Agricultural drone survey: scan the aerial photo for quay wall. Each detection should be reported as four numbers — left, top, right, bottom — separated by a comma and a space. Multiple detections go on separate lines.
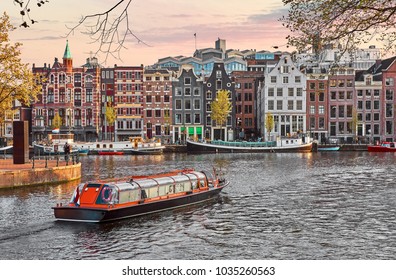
0, 163, 81, 189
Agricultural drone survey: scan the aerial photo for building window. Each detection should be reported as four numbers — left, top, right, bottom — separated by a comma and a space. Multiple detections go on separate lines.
268, 88, 274, 97
296, 100, 302, 110
295, 76, 301, 83
277, 88, 283, 97
283, 76, 289, 84
146, 109, 152, 118
310, 92, 315, 102
277, 100, 283, 110
386, 89, 393, 100
185, 113, 191, 123
175, 114, 182, 124
268, 100, 274, 110
270, 76, 277, 83
318, 105, 324, 114
310, 105, 315, 114
347, 105, 353, 117
385, 77, 394, 86
194, 99, 200, 110
319, 117, 325, 129
185, 99, 191, 110
175, 99, 182, 110
288, 100, 294, 110
296, 88, 303, 96
194, 113, 200, 124
206, 91, 212, 99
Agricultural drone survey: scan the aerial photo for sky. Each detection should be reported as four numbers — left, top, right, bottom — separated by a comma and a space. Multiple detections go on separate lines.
2, 0, 291, 68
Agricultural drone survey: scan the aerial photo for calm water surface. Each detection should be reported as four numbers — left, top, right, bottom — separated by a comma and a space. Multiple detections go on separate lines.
1, 152, 395, 259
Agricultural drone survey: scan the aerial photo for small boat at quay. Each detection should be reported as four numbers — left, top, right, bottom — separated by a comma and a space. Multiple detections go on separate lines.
186, 136, 312, 153
368, 142, 396, 152
317, 146, 340, 152
53, 168, 229, 223
98, 151, 124, 155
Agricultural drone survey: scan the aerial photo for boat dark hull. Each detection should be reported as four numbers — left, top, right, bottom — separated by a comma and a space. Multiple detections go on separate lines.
186, 140, 312, 153
367, 146, 396, 152
53, 184, 227, 223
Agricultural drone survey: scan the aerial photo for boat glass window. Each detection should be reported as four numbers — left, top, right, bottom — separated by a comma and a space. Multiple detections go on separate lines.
147, 187, 159, 198
96, 184, 118, 204
69, 183, 85, 204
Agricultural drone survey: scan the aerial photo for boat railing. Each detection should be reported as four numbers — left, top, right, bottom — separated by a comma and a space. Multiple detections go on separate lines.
211, 140, 277, 147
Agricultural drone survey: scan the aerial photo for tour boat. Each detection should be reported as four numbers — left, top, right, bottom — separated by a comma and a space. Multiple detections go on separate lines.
367, 142, 396, 152
52, 168, 229, 223
186, 136, 312, 153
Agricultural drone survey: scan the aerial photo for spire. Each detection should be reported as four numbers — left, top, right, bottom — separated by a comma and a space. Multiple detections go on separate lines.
63, 40, 72, 59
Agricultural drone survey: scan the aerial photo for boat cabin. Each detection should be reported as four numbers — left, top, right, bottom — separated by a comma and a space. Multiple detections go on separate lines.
69, 170, 214, 208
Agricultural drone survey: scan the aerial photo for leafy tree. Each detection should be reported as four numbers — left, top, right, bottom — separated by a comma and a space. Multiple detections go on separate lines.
105, 105, 117, 141
265, 112, 274, 141
0, 12, 41, 126
211, 89, 232, 140
281, 0, 396, 56
52, 113, 62, 129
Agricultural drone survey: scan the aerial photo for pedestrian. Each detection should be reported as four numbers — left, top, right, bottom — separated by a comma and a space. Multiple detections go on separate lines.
64, 142, 70, 161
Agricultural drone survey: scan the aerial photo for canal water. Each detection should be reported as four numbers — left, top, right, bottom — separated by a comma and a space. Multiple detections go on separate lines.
0, 152, 395, 260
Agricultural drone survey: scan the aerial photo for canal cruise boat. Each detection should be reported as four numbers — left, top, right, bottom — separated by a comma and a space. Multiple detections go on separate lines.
53, 169, 229, 223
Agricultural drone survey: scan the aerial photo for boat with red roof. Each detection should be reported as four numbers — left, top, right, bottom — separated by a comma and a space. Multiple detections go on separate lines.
53, 168, 229, 223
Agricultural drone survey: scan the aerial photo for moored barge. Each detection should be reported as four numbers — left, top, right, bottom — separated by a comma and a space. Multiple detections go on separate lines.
53, 169, 229, 222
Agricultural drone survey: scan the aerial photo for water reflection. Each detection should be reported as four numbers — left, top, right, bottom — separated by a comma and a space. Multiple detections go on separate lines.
1, 152, 396, 259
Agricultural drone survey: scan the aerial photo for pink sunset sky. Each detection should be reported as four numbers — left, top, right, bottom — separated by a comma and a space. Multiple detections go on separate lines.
3, 0, 291, 67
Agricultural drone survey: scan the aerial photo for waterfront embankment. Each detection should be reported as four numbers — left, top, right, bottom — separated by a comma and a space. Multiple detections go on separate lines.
0, 158, 81, 189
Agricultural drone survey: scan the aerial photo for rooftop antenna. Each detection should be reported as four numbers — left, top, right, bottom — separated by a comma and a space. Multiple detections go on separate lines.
194, 33, 197, 50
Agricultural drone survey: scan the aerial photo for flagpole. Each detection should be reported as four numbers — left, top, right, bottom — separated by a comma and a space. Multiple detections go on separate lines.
194, 33, 197, 50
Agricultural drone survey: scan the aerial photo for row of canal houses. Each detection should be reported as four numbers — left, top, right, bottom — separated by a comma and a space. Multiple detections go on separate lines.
28, 39, 396, 145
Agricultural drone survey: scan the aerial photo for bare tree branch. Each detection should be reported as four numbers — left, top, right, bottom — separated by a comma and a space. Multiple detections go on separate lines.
13, 0, 150, 63
65, 0, 150, 63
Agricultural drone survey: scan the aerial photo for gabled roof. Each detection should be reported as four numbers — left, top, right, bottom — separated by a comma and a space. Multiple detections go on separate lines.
367, 56, 396, 75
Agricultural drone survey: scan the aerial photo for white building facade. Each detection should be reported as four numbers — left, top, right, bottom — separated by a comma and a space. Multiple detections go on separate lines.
259, 54, 307, 140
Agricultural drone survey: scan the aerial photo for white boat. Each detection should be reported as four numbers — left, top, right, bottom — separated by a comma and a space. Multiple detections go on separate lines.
34, 134, 165, 155
74, 137, 165, 155
33, 133, 75, 155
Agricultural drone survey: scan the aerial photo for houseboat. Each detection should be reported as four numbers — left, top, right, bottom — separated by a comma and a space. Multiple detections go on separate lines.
53, 168, 229, 223
186, 135, 312, 153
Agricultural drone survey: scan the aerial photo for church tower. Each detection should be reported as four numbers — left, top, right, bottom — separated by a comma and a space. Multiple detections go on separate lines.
63, 40, 73, 73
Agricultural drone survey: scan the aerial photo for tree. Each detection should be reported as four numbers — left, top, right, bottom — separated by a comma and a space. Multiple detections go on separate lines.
211, 89, 232, 140
0, 12, 41, 126
52, 113, 62, 129
265, 112, 274, 142
13, 0, 148, 62
351, 108, 358, 142
281, 0, 396, 56
105, 105, 117, 141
